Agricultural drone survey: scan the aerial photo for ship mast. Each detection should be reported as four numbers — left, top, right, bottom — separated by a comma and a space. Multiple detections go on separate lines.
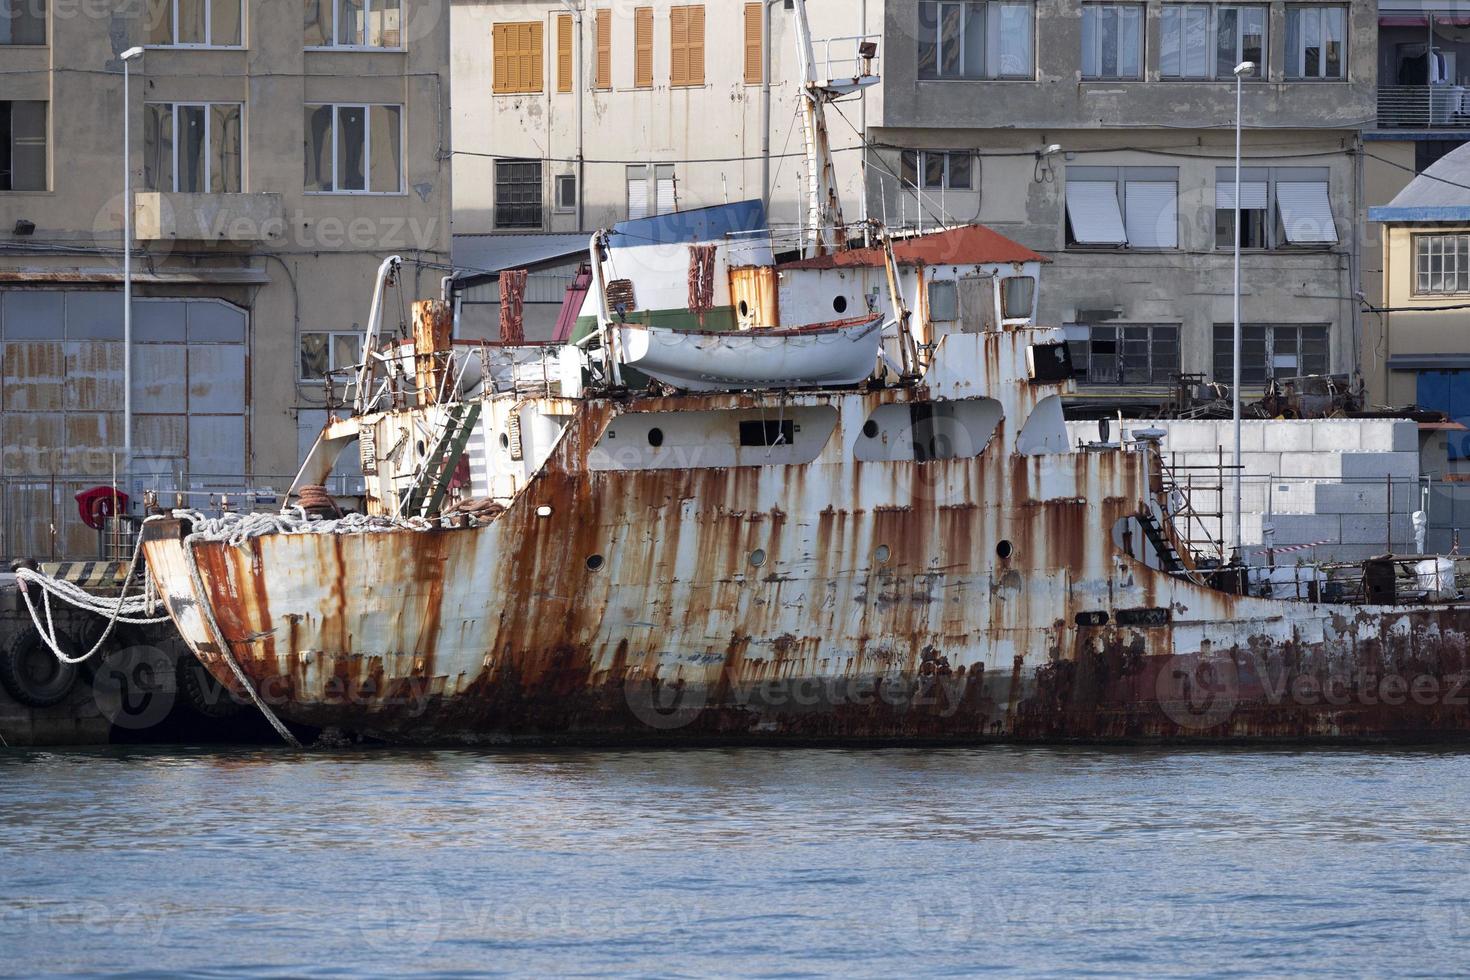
791, 0, 855, 258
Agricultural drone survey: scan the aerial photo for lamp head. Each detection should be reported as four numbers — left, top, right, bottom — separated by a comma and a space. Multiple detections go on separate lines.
1234, 61, 1256, 77
1037, 143, 1062, 158
121, 46, 145, 61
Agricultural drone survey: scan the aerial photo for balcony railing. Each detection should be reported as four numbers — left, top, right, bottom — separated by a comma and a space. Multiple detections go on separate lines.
1378, 85, 1470, 129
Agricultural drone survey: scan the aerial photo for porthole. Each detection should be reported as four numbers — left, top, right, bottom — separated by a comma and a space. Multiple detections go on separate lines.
416, 440, 426, 457
586, 554, 605, 572
874, 544, 891, 564
996, 540, 1014, 560
499, 433, 510, 449
647, 427, 665, 448
748, 548, 767, 568
833, 295, 848, 314
862, 419, 879, 438
738, 300, 749, 316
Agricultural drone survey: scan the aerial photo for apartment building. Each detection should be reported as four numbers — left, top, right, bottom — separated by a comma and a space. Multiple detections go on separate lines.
0, 0, 451, 556
450, 0, 880, 238
1360, 2, 1470, 416
868, 0, 1375, 408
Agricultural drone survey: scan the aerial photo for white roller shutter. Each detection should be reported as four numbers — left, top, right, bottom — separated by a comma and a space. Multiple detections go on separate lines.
1215, 180, 1269, 210
656, 166, 677, 215
1276, 181, 1338, 245
627, 166, 650, 220
1124, 181, 1178, 249
1065, 181, 1127, 246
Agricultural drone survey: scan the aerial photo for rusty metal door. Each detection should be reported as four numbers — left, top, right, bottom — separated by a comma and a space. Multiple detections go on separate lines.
958, 275, 996, 333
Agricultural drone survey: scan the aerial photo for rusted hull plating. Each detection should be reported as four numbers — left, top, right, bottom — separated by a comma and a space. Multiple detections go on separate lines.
142, 388, 1470, 744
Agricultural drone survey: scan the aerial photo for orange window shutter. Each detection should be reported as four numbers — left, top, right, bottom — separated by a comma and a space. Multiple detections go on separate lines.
557, 14, 572, 92
688, 6, 704, 86
634, 7, 653, 88
493, 24, 509, 93
744, 3, 761, 84
529, 21, 544, 92
595, 9, 611, 89
670, 7, 688, 86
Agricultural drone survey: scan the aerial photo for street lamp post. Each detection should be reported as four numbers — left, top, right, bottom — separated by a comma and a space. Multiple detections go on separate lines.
121, 46, 144, 507
1231, 60, 1255, 564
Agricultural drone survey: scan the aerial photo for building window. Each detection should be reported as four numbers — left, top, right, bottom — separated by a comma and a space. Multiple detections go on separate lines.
1065, 167, 1179, 249
1416, 234, 1470, 295
0, 1, 45, 44
1081, 4, 1143, 80
1213, 323, 1329, 384
300, 331, 362, 382
146, 0, 242, 46
492, 21, 544, 94
303, 104, 403, 194
1285, 5, 1345, 80
495, 159, 542, 229
744, 3, 763, 84
0, 100, 45, 191
595, 9, 612, 89
556, 13, 573, 92
1159, 5, 1266, 79
670, 5, 705, 87
144, 103, 242, 194
304, 0, 402, 48
555, 173, 577, 213
634, 7, 653, 88
1068, 324, 1180, 385
1214, 167, 1338, 249
627, 164, 676, 219
901, 150, 973, 190
917, 1, 1035, 80
1001, 276, 1035, 319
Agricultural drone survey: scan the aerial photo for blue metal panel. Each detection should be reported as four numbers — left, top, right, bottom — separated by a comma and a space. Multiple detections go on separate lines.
1418, 369, 1470, 459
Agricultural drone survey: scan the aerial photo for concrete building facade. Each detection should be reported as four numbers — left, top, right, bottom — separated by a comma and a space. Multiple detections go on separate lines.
450, 0, 881, 241
0, 0, 451, 558
869, 0, 1375, 409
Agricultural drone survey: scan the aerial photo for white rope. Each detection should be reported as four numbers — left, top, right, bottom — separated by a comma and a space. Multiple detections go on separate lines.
14, 517, 171, 666
175, 507, 449, 549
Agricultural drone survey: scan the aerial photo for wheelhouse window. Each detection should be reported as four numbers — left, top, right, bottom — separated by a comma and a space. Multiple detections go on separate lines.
1065, 167, 1179, 249
304, 104, 403, 194
1081, 3, 1143, 80
0, 100, 45, 191
1067, 323, 1180, 385
917, 1, 1035, 80
305, 0, 403, 48
144, 103, 242, 193
495, 159, 543, 229
1215, 167, 1338, 249
300, 331, 362, 381
928, 280, 959, 321
1416, 234, 1470, 295
1285, 5, 1345, 80
146, 0, 242, 46
0, 0, 45, 44
1213, 323, 1329, 384
1159, 4, 1266, 79
1001, 276, 1035, 319
901, 150, 973, 190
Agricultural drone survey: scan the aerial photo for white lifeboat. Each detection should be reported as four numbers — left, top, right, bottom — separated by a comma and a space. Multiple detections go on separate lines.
616, 315, 883, 392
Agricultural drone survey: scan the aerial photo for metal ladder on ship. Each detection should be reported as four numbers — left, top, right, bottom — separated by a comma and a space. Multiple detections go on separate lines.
398, 402, 482, 518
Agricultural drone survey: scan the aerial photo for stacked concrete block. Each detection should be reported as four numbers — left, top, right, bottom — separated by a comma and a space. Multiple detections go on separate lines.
1063, 417, 1426, 560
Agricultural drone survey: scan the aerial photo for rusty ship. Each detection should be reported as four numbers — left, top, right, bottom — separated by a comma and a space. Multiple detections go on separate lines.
131, 3, 1470, 745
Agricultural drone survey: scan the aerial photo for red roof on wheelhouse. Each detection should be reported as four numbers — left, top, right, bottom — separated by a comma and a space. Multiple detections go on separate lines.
779, 224, 1048, 270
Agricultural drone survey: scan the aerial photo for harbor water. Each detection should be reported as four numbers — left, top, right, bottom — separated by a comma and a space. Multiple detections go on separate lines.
3, 745, 1469, 977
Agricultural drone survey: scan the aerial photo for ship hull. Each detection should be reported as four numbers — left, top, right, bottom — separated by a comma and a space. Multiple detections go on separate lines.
140, 390, 1470, 745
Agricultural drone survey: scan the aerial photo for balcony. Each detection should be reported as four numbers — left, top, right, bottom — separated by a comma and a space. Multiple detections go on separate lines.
1377, 85, 1470, 129
133, 192, 285, 242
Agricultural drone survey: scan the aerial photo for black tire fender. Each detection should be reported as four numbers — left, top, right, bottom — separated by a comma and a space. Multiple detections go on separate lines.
176, 653, 244, 719
0, 625, 80, 708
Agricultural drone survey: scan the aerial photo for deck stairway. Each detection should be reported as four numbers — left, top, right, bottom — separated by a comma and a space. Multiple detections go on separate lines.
398, 402, 482, 518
